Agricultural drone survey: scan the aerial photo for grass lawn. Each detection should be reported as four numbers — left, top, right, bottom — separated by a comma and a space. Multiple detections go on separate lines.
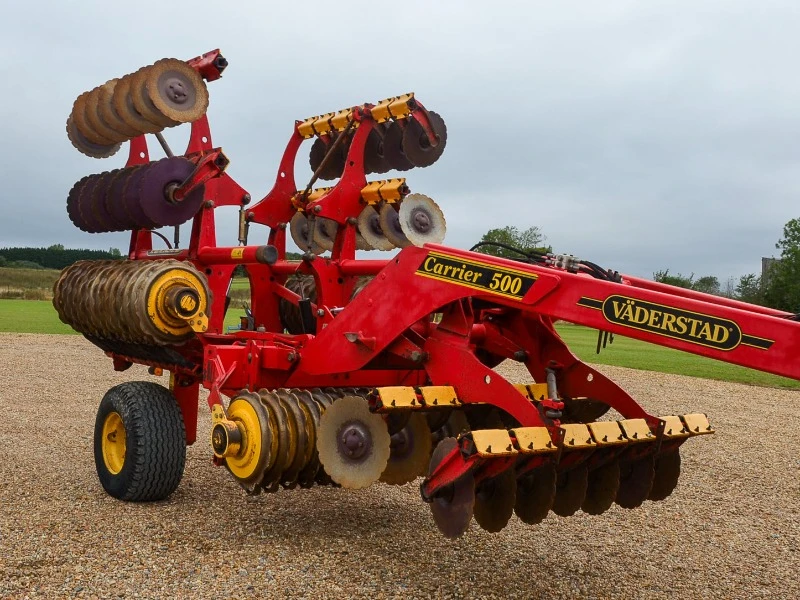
1, 298, 797, 389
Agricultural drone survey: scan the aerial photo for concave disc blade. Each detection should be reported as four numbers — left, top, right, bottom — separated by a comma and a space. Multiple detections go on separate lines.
106, 167, 137, 230
122, 166, 158, 229
144, 58, 209, 124
581, 459, 620, 515
72, 90, 115, 145
514, 463, 557, 525
309, 137, 327, 173
138, 157, 205, 227
223, 392, 273, 487
89, 170, 120, 233
85, 87, 128, 143
474, 467, 517, 533
97, 78, 141, 138
378, 203, 410, 248
76, 175, 103, 233
312, 217, 338, 252
616, 455, 655, 509
258, 391, 290, 492
357, 205, 394, 251
552, 463, 589, 517
401, 110, 447, 168
561, 397, 611, 423
66, 115, 121, 159
112, 75, 163, 135
363, 124, 391, 174
316, 395, 390, 489
275, 389, 309, 489
398, 194, 446, 247
649, 450, 681, 501
131, 66, 180, 128
293, 390, 323, 488
380, 413, 433, 485
383, 120, 413, 171
428, 437, 474, 539
290, 212, 324, 255
66, 175, 92, 231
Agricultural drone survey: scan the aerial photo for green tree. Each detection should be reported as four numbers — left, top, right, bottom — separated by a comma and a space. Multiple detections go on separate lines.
763, 217, 800, 311
475, 226, 550, 259
693, 275, 720, 295
109, 247, 122, 257
653, 269, 694, 289
736, 273, 763, 304
47, 244, 65, 252
0, 255, 6, 267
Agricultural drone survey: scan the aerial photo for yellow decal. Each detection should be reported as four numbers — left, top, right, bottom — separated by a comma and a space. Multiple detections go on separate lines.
231, 247, 245, 259
416, 251, 536, 299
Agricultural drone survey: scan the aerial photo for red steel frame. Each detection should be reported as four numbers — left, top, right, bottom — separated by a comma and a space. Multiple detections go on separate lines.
104, 51, 800, 464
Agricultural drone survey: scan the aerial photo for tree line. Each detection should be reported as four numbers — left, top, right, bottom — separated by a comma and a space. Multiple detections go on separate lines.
0, 245, 122, 270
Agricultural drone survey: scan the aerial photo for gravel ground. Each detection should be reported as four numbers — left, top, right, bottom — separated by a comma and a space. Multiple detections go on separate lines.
0, 333, 798, 599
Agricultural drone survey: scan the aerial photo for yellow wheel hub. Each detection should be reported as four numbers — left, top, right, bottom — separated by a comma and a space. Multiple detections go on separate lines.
225, 398, 263, 481
102, 411, 127, 475
146, 267, 209, 338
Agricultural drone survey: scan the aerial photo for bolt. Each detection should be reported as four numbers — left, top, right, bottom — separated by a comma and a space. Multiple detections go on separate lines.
313, 205, 322, 213
242, 193, 251, 205
513, 350, 528, 362
287, 352, 297, 362
317, 309, 325, 317
203, 200, 214, 209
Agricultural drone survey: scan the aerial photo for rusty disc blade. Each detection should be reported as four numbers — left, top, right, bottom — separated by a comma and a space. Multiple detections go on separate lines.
378, 203, 410, 248
581, 459, 620, 515
105, 167, 137, 230
317, 395, 390, 489
616, 455, 655, 508
474, 467, 517, 533
514, 463, 557, 525
293, 390, 323, 488
357, 205, 394, 251
97, 78, 141, 139
144, 58, 209, 124
398, 194, 446, 247
131, 66, 180, 128
66, 115, 121, 159
112, 75, 163, 135
401, 110, 447, 168
75, 175, 104, 233
380, 413, 432, 485
552, 463, 589, 517
89, 170, 120, 233
72, 90, 115, 145
138, 157, 205, 227
561, 397, 611, 423
649, 450, 681, 501
428, 437, 474, 539
85, 87, 128, 143
383, 120, 413, 171
309, 137, 327, 173
122, 165, 158, 229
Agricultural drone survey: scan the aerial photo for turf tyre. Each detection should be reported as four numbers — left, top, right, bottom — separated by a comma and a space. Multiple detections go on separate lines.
94, 381, 186, 501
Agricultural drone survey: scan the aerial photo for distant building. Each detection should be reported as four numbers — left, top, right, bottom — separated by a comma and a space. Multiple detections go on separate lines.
762, 257, 780, 287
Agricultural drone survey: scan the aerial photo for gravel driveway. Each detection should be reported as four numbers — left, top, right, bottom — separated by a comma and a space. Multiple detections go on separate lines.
0, 333, 797, 599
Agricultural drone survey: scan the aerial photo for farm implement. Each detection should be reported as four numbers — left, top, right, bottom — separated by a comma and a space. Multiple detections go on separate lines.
55, 50, 800, 538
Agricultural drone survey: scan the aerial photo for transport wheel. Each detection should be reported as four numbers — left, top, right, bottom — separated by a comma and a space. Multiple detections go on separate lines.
427, 437, 475, 539
94, 381, 185, 501
380, 413, 433, 485
649, 450, 681, 501
616, 455, 655, 509
552, 463, 588, 517
581, 460, 620, 515
473, 467, 517, 533
514, 464, 557, 525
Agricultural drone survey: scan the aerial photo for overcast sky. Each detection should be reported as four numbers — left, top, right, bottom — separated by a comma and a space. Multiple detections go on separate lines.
2, 0, 799, 283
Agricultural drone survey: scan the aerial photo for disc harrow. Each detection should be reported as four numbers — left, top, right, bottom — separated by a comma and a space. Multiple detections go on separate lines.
57, 49, 800, 540
67, 56, 212, 158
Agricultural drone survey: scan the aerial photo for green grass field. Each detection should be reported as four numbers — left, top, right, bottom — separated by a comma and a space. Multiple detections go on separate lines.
1, 294, 797, 389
